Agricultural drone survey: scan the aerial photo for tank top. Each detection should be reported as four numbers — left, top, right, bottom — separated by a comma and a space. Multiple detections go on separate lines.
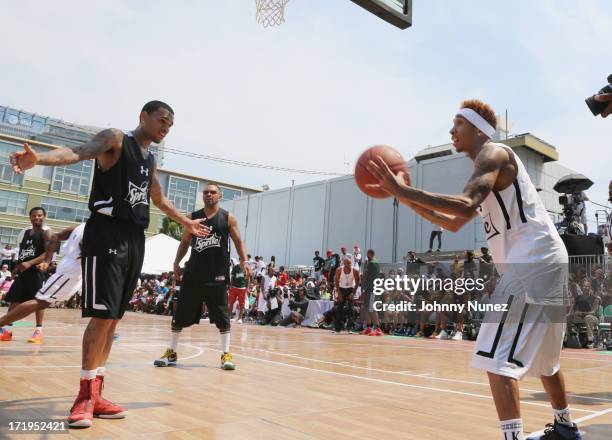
56, 223, 85, 273
478, 144, 568, 305
231, 264, 248, 288
17, 226, 47, 265
186, 208, 231, 284
88, 131, 155, 228
339, 267, 356, 289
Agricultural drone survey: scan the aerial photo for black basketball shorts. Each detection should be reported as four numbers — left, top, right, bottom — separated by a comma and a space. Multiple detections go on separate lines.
5, 268, 45, 303
172, 268, 230, 330
81, 214, 145, 319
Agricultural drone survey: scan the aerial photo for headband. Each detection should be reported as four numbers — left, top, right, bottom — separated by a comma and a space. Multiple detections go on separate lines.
457, 108, 496, 138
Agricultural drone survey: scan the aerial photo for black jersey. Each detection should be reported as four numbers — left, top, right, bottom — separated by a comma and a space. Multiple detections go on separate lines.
17, 227, 46, 265
186, 208, 231, 284
88, 131, 155, 229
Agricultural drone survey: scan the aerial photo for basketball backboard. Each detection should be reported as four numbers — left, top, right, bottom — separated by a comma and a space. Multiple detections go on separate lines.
350, 0, 412, 29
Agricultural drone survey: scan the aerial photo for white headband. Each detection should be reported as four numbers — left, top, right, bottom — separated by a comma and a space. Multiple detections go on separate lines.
457, 108, 496, 139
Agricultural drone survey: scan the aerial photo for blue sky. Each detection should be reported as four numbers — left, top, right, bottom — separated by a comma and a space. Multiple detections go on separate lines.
1, 0, 610, 225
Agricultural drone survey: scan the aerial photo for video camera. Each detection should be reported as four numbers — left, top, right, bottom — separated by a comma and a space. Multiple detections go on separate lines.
585, 74, 612, 116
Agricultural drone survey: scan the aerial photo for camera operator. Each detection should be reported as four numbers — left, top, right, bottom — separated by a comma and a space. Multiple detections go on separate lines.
262, 285, 283, 326
279, 287, 309, 327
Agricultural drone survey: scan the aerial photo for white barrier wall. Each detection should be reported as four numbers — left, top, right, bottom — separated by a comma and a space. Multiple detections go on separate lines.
222, 149, 576, 266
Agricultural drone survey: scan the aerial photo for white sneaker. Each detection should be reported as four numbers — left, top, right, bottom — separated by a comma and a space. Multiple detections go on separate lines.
435, 330, 448, 339
236, 319, 243, 324
451, 331, 463, 341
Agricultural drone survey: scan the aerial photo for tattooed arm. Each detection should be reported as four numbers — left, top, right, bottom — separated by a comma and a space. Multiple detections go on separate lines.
10, 128, 124, 173
366, 145, 506, 230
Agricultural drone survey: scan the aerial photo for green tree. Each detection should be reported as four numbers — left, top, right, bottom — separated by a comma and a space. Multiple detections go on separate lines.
160, 216, 184, 240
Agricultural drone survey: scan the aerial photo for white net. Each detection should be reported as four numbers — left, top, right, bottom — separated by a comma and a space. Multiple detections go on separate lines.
255, 0, 289, 27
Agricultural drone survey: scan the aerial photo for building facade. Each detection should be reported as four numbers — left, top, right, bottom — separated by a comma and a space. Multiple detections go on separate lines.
0, 105, 259, 245
221, 134, 579, 266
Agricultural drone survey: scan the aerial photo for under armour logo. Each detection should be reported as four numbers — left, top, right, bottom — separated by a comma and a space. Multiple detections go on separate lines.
108, 249, 117, 255
26, 240, 33, 245
140, 166, 149, 176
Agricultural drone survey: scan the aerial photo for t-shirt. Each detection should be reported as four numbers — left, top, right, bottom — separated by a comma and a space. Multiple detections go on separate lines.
313, 256, 325, 271
1, 248, 14, 260
363, 259, 380, 294
574, 294, 597, 313
278, 272, 288, 286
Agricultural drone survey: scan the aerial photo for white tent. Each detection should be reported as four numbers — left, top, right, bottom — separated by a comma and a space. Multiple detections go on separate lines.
141, 233, 191, 275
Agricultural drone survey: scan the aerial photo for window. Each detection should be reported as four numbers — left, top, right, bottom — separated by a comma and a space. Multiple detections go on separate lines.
5, 109, 18, 125
167, 176, 197, 213
51, 161, 93, 196
0, 106, 5, 123
18, 112, 32, 127
219, 186, 242, 201
0, 227, 21, 246
41, 197, 90, 222
32, 116, 46, 132
0, 143, 25, 185
0, 190, 27, 215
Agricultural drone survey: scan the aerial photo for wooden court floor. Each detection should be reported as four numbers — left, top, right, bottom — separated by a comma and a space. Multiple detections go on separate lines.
0, 308, 610, 439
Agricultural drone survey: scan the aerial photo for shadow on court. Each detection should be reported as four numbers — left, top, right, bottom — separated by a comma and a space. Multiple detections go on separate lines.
525, 391, 612, 407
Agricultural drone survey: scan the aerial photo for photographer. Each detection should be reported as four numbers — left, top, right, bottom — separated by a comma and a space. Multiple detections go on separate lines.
279, 287, 309, 327
262, 286, 283, 326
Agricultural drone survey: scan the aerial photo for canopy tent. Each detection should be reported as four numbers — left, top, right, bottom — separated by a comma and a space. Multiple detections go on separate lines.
141, 233, 191, 275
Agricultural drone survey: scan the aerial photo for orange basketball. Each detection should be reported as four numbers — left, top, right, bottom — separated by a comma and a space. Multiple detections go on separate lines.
354, 145, 409, 199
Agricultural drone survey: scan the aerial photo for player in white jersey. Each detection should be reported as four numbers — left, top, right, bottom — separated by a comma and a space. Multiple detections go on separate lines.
0, 224, 85, 336
366, 100, 581, 440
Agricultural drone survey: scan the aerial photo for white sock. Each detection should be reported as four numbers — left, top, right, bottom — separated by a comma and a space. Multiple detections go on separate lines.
170, 330, 181, 352
2, 324, 12, 332
220, 331, 230, 353
553, 406, 573, 426
97, 366, 106, 377
80, 369, 97, 380
500, 418, 524, 440
36, 325, 43, 331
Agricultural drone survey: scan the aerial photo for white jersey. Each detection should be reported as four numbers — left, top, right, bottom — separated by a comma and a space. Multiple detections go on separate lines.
338, 267, 356, 289
56, 223, 85, 273
478, 145, 568, 305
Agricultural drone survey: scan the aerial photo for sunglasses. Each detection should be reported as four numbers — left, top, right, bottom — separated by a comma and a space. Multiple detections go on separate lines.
204, 191, 218, 195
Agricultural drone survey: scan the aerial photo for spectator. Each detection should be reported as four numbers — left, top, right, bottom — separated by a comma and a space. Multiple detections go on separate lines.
312, 251, 325, 280
256, 256, 267, 278
571, 278, 600, 348
463, 251, 477, 279
279, 287, 309, 327
451, 255, 463, 278
405, 251, 423, 275
277, 266, 288, 287
0, 264, 10, 280
352, 245, 362, 270
360, 249, 383, 336
322, 249, 340, 285
427, 223, 443, 252
1, 244, 16, 271
268, 255, 276, 271
478, 247, 493, 280
258, 266, 277, 320
592, 268, 606, 294
333, 256, 360, 333
339, 246, 352, 264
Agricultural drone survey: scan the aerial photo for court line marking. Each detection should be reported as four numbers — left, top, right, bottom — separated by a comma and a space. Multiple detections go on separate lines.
0, 343, 204, 368
527, 407, 612, 437
228, 345, 612, 404
189, 344, 598, 414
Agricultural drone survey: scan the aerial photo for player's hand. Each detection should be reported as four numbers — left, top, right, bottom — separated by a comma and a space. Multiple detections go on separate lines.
36, 262, 49, 272
595, 93, 612, 118
185, 218, 209, 238
10, 143, 38, 174
173, 263, 181, 282
365, 156, 411, 196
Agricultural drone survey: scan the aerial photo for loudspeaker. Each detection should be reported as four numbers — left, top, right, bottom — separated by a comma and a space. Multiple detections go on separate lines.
560, 234, 604, 256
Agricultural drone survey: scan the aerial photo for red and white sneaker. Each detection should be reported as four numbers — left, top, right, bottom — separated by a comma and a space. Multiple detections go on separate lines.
361, 327, 372, 335
0, 329, 12, 341
94, 376, 128, 419
68, 379, 98, 428
371, 327, 384, 336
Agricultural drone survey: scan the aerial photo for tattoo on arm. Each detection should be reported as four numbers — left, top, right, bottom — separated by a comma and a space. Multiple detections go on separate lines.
36, 129, 122, 166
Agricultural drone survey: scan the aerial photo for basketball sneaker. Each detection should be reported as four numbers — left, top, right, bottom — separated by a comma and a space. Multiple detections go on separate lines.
93, 376, 128, 419
0, 329, 12, 341
415, 331, 424, 338
27, 329, 43, 344
68, 378, 98, 428
221, 352, 236, 370
361, 327, 372, 335
372, 327, 384, 336
153, 348, 177, 367
451, 331, 463, 341
429, 331, 439, 339
435, 330, 448, 339
527, 421, 583, 439
236, 319, 243, 324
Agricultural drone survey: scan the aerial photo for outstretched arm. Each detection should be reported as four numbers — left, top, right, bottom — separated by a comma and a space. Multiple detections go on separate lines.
150, 165, 208, 238
10, 129, 123, 173
367, 146, 505, 220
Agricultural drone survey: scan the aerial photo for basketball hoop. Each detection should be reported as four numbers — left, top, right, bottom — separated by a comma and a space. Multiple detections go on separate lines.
255, 0, 289, 27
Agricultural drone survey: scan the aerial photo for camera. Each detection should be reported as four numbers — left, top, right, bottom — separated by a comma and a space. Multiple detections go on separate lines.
585, 74, 612, 116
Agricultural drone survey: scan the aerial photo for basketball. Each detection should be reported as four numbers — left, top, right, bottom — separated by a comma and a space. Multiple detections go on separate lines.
354, 145, 409, 198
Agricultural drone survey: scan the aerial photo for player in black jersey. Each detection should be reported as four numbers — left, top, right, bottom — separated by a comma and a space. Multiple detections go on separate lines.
10, 101, 207, 429
0, 207, 54, 343
154, 183, 249, 370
